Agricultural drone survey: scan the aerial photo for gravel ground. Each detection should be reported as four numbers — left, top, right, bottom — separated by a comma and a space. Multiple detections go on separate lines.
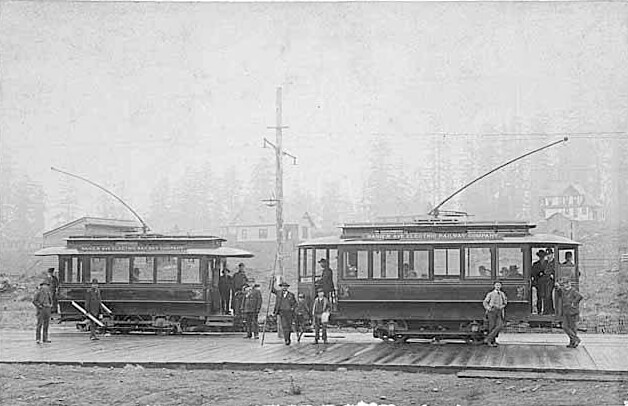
1, 364, 627, 406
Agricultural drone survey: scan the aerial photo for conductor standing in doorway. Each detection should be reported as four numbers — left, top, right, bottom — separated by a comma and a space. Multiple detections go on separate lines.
483, 280, 508, 347
271, 277, 297, 345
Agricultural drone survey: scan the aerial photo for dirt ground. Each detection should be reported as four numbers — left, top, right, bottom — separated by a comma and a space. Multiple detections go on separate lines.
0, 364, 626, 406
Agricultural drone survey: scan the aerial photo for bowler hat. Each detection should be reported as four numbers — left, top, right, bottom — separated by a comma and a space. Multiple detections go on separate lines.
40, 280, 50, 286
536, 250, 546, 257
47, 268, 55, 273
318, 258, 328, 263
279, 281, 290, 287
91, 278, 99, 284
546, 248, 554, 254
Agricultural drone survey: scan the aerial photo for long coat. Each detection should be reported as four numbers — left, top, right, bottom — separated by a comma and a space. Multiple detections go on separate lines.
85, 287, 102, 316
272, 287, 297, 315
242, 289, 262, 314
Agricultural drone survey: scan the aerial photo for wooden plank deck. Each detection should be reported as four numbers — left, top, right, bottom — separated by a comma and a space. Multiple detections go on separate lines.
1, 327, 627, 375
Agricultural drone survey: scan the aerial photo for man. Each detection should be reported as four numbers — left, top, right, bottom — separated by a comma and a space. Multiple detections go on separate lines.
47, 268, 59, 314
483, 280, 507, 347
84, 279, 102, 340
271, 277, 297, 345
232, 285, 246, 331
218, 268, 232, 315
32, 280, 53, 344
562, 252, 575, 266
541, 248, 556, 314
294, 293, 310, 342
531, 250, 547, 314
242, 283, 262, 339
317, 258, 335, 301
557, 278, 583, 348
312, 288, 331, 344
232, 263, 248, 294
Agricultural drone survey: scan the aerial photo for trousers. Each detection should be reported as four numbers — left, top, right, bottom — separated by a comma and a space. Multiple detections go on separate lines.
313, 315, 327, 343
36, 307, 51, 341
485, 309, 504, 343
245, 312, 259, 337
279, 311, 293, 343
562, 313, 579, 343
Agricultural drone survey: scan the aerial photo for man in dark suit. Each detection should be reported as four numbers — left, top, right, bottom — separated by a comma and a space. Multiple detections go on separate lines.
32, 280, 53, 343
84, 279, 102, 340
531, 250, 547, 314
46, 268, 59, 314
271, 278, 297, 345
242, 283, 262, 339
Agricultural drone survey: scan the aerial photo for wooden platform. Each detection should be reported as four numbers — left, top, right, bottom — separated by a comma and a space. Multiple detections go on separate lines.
1, 327, 627, 376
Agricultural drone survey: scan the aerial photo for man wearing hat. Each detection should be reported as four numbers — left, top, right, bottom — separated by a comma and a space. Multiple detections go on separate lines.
242, 282, 262, 339
32, 279, 53, 343
316, 258, 335, 302
271, 277, 297, 345
232, 263, 249, 294
541, 248, 556, 314
531, 250, 547, 314
84, 279, 102, 340
556, 278, 583, 347
312, 288, 331, 344
47, 268, 59, 314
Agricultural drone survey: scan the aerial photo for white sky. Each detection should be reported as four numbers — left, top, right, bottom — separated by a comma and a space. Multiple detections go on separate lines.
1, 1, 626, 226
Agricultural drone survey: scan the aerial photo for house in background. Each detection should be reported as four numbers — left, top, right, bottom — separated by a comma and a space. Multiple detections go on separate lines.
41, 217, 141, 270
219, 212, 317, 283
539, 184, 604, 222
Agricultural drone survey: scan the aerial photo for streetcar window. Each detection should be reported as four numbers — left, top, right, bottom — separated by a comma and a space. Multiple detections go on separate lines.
90, 257, 106, 284
63, 257, 84, 283
384, 250, 399, 279
497, 247, 524, 279
434, 248, 461, 278
558, 248, 577, 280
301, 248, 313, 282
132, 257, 155, 283
111, 258, 130, 283
181, 258, 201, 283
314, 249, 327, 278
559, 249, 576, 266
343, 250, 367, 279
373, 249, 401, 279
402, 250, 428, 279
157, 256, 178, 283
464, 247, 492, 279
372, 250, 383, 278
329, 249, 338, 278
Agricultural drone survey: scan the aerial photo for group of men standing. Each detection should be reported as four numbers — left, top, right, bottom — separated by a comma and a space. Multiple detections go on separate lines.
531, 248, 566, 315
483, 276, 583, 348
218, 262, 249, 315
33, 268, 103, 343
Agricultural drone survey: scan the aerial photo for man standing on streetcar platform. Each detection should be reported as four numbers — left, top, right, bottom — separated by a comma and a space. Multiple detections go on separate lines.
531, 250, 546, 315
271, 277, 297, 345
483, 280, 507, 347
316, 258, 335, 302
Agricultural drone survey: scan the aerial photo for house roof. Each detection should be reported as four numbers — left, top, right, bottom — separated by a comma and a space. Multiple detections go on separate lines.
43, 217, 140, 237
540, 183, 601, 207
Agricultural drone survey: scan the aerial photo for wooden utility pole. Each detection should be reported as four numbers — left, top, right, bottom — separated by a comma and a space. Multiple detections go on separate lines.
275, 87, 285, 281
262, 87, 297, 340
263, 87, 297, 282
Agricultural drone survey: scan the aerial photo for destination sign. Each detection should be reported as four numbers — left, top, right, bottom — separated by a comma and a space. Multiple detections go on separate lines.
77, 244, 188, 252
359, 232, 503, 241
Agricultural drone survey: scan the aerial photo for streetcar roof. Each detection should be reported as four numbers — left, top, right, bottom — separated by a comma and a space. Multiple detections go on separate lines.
34, 245, 255, 258
299, 233, 579, 247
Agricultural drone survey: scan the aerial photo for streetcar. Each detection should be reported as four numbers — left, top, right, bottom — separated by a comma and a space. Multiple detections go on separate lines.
298, 218, 580, 343
35, 234, 253, 333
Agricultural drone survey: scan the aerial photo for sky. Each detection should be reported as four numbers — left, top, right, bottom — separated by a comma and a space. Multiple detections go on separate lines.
1, 1, 627, 228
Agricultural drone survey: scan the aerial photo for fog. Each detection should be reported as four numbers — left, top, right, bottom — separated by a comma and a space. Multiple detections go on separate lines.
1, 1, 627, 237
